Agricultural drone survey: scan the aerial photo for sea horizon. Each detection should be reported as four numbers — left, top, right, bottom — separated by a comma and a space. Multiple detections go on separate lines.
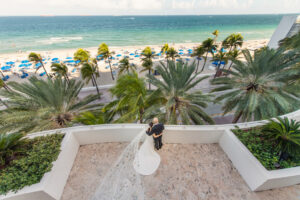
0, 14, 292, 53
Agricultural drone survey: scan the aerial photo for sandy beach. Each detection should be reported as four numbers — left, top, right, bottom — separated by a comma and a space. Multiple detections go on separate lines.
0, 39, 269, 86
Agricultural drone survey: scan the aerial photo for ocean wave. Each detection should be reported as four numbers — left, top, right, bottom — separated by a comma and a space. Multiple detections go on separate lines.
38, 36, 83, 44
122, 17, 135, 20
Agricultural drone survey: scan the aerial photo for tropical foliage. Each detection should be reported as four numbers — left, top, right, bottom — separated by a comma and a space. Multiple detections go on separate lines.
141, 47, 155, 89
222, 33, 244, 51
98, 43, 115, 80
234, 127, 300, 170
201, 38, 217, 71
262, 117, 300, 158
118, 57, 136, 75
81, 61, 101, 99
211, 48, 300, 123
103, 72, 153, 123
28, 52, 49, 78
0, 132, 25, 167
191, 45, 205, 72
74, 111, 108, 125
51, 63, 70, 83
0, 76, 99, 133
147, 61, 214, 125
166, 47, 179, 61
74, 48, 90, 63
0, 134, 63, 195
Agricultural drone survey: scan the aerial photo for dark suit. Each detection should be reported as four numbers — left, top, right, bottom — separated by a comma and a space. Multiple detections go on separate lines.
149, 123, 164, 150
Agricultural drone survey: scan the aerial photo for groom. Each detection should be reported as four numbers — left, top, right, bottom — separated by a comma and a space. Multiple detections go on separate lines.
149, 118, 164, 150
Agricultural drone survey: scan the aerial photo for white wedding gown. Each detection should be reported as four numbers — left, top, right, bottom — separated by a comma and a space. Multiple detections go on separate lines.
133, 134, 161, 175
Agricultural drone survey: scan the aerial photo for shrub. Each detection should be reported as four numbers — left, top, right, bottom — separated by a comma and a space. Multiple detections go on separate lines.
0, 133, 26, 167
0, 134, 64, 195
262, 117, 300, 158
233, 127, 300, 170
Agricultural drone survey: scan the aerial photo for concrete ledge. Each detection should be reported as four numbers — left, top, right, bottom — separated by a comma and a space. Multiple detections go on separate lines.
220, 129, 300, 191
2, 110, 300, 199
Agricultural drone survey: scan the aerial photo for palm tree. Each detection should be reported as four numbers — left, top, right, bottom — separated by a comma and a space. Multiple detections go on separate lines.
103, 72, 150, 123
81, 62, 101, 99
0, 76, 99, 133
161, 43, 169, 55
28, 52, 50, 78
262, 117, 300, 159
0, 79, 9, 108
212, 51, 228, 78
212, 30, 219, 42
141, 47, 155, 89
74, 48, 90, 63
222, 33, 244, 52
201, 38, 216, 71
98, 43, 114, 80
192, 45, 205, 72
0, 132, 25, 167
51, 63, 70, 83
211, 48, 300, 123
146, 61, 214, 125
226, 49, 241, 71
166, 47, 179, 62
74, 111, 108, 125
118, 57, 136, 76
279, 32, 300, 50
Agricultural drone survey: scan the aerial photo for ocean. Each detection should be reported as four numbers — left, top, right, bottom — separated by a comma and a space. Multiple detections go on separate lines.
0, 15, 286, 53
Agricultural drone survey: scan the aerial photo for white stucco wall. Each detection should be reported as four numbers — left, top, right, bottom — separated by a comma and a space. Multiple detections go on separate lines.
2, 110, 300, 200
268, 15, 298, 49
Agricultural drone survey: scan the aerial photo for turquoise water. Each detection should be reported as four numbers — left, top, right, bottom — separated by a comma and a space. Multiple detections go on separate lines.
0, 15, 285, 53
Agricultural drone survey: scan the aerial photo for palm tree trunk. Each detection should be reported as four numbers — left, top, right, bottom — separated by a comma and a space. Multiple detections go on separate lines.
214, 63, 222, 78
65, 74, 70, 84
139, 108, 144, 123
148, 69, 151, 90
201, 51, 209, 72
108, 59, 114, 80
0, 71, 5, 78
196, 59, 200, 73
232, 111, 243, 123
228, 62, 234, 71
40, 61, 50, 79
92, 75, 101, 99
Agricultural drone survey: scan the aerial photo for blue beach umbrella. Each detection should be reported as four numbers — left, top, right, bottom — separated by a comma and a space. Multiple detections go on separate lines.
52, 58, 59, 61
19, 64, 28, 68
221, 48, 227, 53
66, 57, 73, 59
179, 49, 184, 52
179, 52, 184, 55
21, 60, 29, 64
156, 53, 162, 56
212, 50, 217, 54
116, 54, 122, 57
212, 61, 219, 65
220, 61, 226, 65
1, 66, 11, 70
129, 53, 135, 56
134, 55, 140, 58
6, 61, 15, 65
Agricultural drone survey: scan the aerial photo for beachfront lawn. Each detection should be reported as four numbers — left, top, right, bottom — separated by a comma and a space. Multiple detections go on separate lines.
233, 127, 300, 170
0, 134, 64, 195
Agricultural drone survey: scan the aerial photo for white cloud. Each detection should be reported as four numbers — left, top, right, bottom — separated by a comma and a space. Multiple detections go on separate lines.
0, 0, 298, 15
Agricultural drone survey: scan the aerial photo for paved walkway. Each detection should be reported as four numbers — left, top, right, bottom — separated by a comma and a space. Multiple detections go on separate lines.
61, 143, 300, 200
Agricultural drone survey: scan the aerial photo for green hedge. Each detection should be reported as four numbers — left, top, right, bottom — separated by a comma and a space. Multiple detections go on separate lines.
233, 128, 300, 170
0, 134, 64, 195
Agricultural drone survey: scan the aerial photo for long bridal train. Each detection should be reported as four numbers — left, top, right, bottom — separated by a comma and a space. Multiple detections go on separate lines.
91, 129, 161, 200
133, 134, 161, 175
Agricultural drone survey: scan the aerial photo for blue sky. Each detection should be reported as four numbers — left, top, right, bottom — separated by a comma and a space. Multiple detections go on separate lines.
1, 0, 299, 16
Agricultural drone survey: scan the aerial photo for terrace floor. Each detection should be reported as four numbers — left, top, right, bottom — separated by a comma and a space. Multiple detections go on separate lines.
61, 143, 300, 200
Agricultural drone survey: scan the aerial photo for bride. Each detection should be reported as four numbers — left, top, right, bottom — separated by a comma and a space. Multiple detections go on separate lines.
133, 120, 161, 175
